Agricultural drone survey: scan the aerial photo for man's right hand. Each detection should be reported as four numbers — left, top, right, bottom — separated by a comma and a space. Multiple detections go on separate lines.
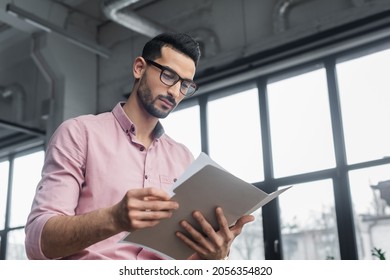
41, 187, 178, 259
112, 187, 179, 232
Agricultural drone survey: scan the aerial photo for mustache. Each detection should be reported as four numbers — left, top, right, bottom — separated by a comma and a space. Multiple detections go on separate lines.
158, 95, 177, 107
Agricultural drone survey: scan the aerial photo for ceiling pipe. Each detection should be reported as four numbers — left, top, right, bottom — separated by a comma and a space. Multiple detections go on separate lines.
102, 0, 171, 38
102, 0, 220, 59
273, 0, 313, 33
189, 28, 220, 59
6, 4, 111, 58
0, 83, 26, 121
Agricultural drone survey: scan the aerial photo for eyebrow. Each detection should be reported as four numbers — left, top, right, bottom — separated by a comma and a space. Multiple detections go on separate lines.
155, 60, 194, 81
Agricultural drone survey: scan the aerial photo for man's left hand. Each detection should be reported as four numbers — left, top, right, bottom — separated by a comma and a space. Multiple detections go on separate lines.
176, 207, 255, 260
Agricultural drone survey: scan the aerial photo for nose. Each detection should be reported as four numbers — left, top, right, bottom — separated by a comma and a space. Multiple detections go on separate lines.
167, 80, 182, 99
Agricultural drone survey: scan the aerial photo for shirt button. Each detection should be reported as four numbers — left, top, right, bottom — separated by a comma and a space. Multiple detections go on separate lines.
174, 178, 177, 182
145, 175, 148, 179
140, 146, 145, 151
130, 125, 135, 132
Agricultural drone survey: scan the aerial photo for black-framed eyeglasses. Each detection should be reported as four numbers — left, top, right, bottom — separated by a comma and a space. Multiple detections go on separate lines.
144, 58, 198, 97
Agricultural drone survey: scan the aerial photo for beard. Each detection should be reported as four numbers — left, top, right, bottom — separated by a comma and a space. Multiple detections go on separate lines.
136, 75, 177, 119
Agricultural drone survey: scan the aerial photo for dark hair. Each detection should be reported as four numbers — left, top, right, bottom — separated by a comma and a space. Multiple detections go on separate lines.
142, 32, 201, 67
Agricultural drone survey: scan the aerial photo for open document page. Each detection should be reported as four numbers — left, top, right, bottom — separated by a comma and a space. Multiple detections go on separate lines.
122, 152, 291, 259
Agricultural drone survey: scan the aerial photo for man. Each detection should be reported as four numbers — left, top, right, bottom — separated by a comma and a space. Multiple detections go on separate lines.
25, 32, 254, 260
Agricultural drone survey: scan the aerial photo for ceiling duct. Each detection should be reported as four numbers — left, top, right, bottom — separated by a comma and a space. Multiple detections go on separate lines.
102, 0, 219, 59
102, 0, 170, 38
273, 0, 313, 33
6, 4, 111, 58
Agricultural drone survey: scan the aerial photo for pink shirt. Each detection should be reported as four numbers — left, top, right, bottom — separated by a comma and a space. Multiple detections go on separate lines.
25, 102, 194, 260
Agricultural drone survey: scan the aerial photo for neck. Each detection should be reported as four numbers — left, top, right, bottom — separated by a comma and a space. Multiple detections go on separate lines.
122, 93, 158, 147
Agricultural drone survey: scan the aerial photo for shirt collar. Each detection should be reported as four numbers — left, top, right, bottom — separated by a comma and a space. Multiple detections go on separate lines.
112, 102, 165, 139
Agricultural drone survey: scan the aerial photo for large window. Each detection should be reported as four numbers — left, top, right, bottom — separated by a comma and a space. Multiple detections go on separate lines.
335, 48, 390, 259
279, 180, 339, 260
207, 88, 264, 183
161, 104, 201, 157
267, 68, 336, 178
337, 48, 390, 164
162, 39, 390, 259
348, 165, 390, 260
230, 208, 264, 260
9, 151, 44, 228
0, 148, 44, 260
0, 161, 9, 230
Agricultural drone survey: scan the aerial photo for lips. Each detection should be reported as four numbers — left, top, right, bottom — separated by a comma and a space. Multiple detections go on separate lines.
159, 96, 175, 108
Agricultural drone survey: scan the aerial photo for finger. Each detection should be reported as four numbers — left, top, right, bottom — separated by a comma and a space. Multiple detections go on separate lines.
200, 207, 236, 254
130, 208, 175, 221
178, 219, 215, 253
129, 187, 172, 201
130, 218, 162, 230
127, 195, 179, 211
176, 231, 208, 257
175, 226, 211, 257
229, 215, 255, 236
215, 207, 231, 236
127, 209, 175, 230
141, 200, 179, 211
192, 211, 222, 246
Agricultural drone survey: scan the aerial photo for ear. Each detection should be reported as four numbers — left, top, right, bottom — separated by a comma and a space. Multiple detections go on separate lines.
133, 57, 147, 79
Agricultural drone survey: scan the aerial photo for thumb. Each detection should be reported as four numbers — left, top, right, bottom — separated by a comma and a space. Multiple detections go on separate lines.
230, 215, 255, 236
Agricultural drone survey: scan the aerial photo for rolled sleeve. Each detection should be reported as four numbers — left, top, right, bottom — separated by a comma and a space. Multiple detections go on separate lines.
25, 119, 86, 259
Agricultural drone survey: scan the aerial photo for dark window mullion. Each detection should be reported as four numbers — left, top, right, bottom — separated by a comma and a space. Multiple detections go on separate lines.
325, 58, 358, 259
1, 155, 14, 259
257, 77, 283, 260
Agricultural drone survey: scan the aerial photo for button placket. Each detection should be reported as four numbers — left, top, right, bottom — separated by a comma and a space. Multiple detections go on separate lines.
143, 149, 154, 188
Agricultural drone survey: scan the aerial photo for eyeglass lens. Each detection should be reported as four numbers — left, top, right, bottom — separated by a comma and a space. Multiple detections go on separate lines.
160, 70, 196, 96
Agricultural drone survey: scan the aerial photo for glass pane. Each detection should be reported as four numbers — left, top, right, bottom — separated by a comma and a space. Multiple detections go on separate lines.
348, 164, 390, 259
230, 208, 265, 260
9, 150, 44, 228
337, 49, 390, 164
161, 105, 201, 157
268, 69, 336, 178
208, 88, 264, 183
0, 161, 9, 229
279, 179, 340, 260
6, 229, 27, 259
